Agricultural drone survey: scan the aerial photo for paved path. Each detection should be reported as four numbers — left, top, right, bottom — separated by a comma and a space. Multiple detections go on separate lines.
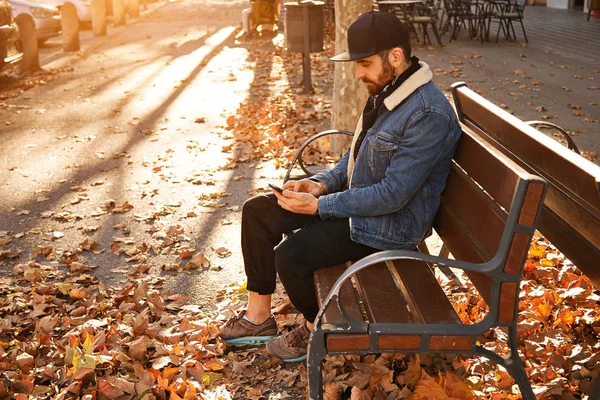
524, 5, 600, 65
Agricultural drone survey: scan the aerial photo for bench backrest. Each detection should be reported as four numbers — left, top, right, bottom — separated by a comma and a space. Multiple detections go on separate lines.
433, 127, 545, 321
451, 82, 600, 287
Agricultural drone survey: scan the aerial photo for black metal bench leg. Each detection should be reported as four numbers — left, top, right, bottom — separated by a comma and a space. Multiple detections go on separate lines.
307, 333, 326, 400
506, 325, 535, 399
476, 325, 535, 399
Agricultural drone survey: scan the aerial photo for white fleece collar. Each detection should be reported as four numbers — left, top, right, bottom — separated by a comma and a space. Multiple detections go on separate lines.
383, 61, 433, 111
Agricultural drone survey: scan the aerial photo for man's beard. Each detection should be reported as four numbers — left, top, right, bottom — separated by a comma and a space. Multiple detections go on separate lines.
362, 58, 396, 96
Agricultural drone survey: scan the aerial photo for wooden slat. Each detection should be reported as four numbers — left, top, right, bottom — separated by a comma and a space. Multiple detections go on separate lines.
434, 196, 494, 303
442, 165, 508, 259
498, 282, 518, 323
354, 262, 413, 323
537, 209, 600, 286
429, 336, 472, 351
326, 334, 370, 352
544, 186, 600, 250
453, 129, 520, 212
434, 202, 489, 264
389, 259, 461, 324
378, 335, 421, 350
504, 232, 532, 275
455, 86, 600, 213
314, 264, 364, 325
518, 182, 545, 226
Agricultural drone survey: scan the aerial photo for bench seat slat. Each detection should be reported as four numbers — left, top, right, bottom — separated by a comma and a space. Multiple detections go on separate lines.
355, 262, 413, 323
389, 259, 461, 324
314, 264, 363, 325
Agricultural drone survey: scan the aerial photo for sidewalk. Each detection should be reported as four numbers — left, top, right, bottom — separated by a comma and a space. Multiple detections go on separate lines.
524, 5, 600, 65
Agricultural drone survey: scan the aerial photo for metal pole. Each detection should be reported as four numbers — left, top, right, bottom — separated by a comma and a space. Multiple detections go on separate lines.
302, 5, 312, 93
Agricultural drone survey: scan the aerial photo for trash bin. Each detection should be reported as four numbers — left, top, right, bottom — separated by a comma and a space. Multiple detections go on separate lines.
284, 1, 324, 53
283, 1, 324, 92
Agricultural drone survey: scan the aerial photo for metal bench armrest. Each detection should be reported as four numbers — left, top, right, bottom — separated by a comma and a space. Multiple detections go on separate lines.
283, 129, 353, 183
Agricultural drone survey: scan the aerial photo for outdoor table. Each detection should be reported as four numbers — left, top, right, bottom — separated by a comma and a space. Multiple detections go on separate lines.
377, 0, 422, 30
377, 0, 423, 20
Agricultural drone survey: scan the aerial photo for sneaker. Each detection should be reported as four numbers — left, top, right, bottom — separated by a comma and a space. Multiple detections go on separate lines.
266, 323, 310, 363
219, 310, 277, 345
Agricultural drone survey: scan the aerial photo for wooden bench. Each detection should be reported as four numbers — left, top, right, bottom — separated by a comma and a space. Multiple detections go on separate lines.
283, 107, 548, 398
284, 83, 599, 399
451, 82, 600, 399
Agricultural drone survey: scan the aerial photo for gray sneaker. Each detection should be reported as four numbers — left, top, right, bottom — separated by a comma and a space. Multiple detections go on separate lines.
266, 323, 310, 362
219, 310, 277, 345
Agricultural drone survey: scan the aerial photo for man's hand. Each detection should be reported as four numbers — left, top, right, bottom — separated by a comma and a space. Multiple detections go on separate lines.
282, 179, 327, 197
273, 190, 319, 215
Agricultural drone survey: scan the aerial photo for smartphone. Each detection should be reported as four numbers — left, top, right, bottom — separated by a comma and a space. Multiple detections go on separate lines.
268, 183, 284, 194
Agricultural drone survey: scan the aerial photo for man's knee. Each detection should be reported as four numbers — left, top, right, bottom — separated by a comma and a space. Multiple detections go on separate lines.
274, 235, 311, 278
242, 194, 274, 221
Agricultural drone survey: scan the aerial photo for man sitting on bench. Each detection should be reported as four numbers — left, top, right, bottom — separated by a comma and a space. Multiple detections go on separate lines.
220, 11, 462, 362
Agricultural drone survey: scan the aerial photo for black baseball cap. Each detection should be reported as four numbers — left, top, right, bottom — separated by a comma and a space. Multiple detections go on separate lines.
331, 11, 410, 62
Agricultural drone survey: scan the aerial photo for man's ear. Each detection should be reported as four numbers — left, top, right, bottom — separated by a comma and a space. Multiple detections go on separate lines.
390, 47, 405, 68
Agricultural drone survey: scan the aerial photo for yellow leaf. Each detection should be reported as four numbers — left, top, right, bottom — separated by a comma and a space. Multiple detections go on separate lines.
183, 384, 197, 400
83, 333, 93, 354
535, 301, 552, 319
528, 244, 546, 259
555, 308, 575, 327
69, 349, 81, 375
540, 258, 554, 267
172, 344, 183, 357
58, 283, 73, 295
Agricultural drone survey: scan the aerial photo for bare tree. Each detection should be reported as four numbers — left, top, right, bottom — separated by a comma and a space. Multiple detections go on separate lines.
330, 0, 372, 155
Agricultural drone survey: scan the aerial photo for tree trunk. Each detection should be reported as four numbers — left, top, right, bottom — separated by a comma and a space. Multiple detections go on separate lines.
330, 0, 371, 155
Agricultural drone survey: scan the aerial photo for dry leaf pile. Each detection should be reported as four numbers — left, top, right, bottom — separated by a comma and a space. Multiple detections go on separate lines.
0, 258, 233, 400
224, 32, 337, 169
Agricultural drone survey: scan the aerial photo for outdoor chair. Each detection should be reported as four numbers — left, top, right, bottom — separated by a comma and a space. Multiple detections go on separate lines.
441, 0, 484, 42
487, 0, 528, 43
411, 0, 444, 45
377, 1, 421, 42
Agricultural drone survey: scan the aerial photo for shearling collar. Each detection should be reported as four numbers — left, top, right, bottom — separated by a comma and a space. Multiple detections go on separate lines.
383, 61, 433, 111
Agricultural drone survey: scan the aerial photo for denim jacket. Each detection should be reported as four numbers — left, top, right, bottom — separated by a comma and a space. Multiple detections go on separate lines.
312, 62, 462, 250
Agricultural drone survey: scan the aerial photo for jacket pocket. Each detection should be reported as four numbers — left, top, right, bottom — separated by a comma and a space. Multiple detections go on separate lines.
367, 133, 398, 180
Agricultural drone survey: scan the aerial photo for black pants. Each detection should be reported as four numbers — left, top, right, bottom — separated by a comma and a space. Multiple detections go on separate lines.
241, 193, 378, 322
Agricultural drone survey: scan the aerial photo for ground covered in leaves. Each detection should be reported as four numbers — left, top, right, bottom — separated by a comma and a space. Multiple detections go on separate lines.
1, 233, 599, 399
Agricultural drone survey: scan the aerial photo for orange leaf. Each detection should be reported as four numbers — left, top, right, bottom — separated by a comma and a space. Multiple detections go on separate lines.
524, 259, 537, 272
97, 380, 125, 400
162, 367, 179, 381
413, 373, 449, 399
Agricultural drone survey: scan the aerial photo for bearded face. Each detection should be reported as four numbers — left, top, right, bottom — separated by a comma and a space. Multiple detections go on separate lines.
361, 56, 396, 96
